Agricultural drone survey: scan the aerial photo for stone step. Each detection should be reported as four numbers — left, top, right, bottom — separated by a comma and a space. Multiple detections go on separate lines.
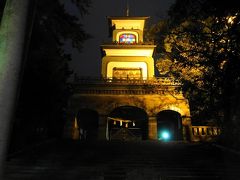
3, 141, 240, 180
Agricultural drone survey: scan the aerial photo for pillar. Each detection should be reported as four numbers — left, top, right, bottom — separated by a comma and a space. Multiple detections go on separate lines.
0, 0, 30, 176
63, 111, 75, 139
182, 116, 192, 141
148, 116, 157, 140
98, 115, 108, 140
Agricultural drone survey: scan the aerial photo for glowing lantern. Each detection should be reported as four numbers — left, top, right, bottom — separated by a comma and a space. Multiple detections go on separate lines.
133, 121, 135, 126
159, 130, 171, 141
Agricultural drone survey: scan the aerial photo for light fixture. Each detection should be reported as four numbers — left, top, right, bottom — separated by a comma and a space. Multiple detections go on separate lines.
133, 121, 135, 126
159, 130, 171, 141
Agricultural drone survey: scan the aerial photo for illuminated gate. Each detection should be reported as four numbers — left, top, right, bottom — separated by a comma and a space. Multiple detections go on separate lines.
66, 15, 193, 142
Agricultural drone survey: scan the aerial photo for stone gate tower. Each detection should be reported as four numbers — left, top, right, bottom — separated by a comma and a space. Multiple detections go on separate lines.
64, 15, 192, 141
101, 16, 155, 80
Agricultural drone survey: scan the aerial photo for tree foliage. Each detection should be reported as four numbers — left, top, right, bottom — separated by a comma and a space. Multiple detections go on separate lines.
10, 0, 91, 150
149, 0, 240, 125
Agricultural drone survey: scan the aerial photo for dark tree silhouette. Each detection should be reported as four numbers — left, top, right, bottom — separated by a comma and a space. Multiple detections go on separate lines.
9, 0, 91, 153
149, 0, 240, 148
0, 0, 7, 23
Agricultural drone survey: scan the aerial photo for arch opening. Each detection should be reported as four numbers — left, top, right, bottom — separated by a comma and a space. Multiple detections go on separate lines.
108, 106, 148, 141
157, 110, 183, 141
77, 109, 99, 140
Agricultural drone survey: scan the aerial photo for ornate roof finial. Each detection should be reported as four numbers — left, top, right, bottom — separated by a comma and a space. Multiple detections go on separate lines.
126, 0, 129, 16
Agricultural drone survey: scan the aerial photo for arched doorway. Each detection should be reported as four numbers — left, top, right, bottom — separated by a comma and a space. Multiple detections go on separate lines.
157, 110, 182, 141
77, 109, 99, 140
108, 106, 148, 141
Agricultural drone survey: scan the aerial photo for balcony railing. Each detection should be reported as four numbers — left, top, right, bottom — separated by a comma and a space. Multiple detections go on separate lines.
72, 77, 183, 97
73, 77, 181, 86
190, 126, 221, 142
102, 41, 155, 45
73, 88, 182, 96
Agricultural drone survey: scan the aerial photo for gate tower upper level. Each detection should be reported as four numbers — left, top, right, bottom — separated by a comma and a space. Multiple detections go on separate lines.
101, 16, 156, 80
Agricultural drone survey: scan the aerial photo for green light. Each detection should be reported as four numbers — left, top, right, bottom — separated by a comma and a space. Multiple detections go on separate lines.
159, 130, 171, 141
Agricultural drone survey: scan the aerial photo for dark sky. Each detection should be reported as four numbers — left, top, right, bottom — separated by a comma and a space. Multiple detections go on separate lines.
69, 0, 175, 78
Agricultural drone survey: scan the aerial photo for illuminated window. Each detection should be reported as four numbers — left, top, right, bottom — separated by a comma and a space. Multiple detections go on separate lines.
119, 34, 136, 44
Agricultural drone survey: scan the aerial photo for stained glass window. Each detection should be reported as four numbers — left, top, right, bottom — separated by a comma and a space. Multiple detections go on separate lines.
119, 34, 136, 44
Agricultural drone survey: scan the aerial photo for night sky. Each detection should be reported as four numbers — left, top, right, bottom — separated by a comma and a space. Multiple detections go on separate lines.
68, 0, 175, 78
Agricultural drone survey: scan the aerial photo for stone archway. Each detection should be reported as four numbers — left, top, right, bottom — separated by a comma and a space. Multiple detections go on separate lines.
77, 109, 99, 140
108, 106, 148, 141
66, 92, 192, 141
157, 110, 182, 141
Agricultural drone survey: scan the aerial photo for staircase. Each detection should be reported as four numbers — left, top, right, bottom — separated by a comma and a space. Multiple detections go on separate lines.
3, 140, 240, 180
110, 128, 141, 141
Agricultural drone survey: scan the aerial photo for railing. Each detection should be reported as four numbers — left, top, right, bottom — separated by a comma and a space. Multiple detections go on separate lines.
190, 126, 221, 142
73, 77, 181, 86
74, 88, 182, 96
72, 77, 183, 96
102, 41, 155, 45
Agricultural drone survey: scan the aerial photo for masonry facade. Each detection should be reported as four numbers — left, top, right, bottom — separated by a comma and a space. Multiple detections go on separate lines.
64, 15, 192, 141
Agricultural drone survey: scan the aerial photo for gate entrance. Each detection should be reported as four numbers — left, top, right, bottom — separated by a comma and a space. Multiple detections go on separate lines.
77, 109, 99, 140
108, 106, 148, 141
157, 110, 182, 141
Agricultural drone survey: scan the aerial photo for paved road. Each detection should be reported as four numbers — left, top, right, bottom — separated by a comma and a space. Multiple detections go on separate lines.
3, 140, 240, 180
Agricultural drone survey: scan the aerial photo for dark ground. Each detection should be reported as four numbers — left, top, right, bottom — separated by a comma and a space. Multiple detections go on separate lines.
3, 140, 240, 180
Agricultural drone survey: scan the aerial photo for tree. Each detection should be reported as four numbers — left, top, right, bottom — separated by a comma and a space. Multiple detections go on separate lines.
0, 0, 7, 23
149, 0, 240, 128
9, 0, 91, 152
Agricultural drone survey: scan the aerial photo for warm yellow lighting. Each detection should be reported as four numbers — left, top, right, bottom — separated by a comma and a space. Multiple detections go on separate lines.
111, 19, 146, 31
227, 16, 236, 24
108, 117, 133, 123
162, 105, 184, 116
74, 117, 79, 129
103, 48, 154, 57
107, 117, 135, 128
101, 56, 155, 79
220, 60, 227, 69
107, 62, 148, 79
72, 117, 79, 140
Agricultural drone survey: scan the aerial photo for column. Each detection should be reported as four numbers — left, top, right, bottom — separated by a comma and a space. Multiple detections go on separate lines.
63, 111, 76, 139
182, 116, 192, 141
0, 0, 30, 176
98, 115, 108, 140
148, 116, 158, 140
